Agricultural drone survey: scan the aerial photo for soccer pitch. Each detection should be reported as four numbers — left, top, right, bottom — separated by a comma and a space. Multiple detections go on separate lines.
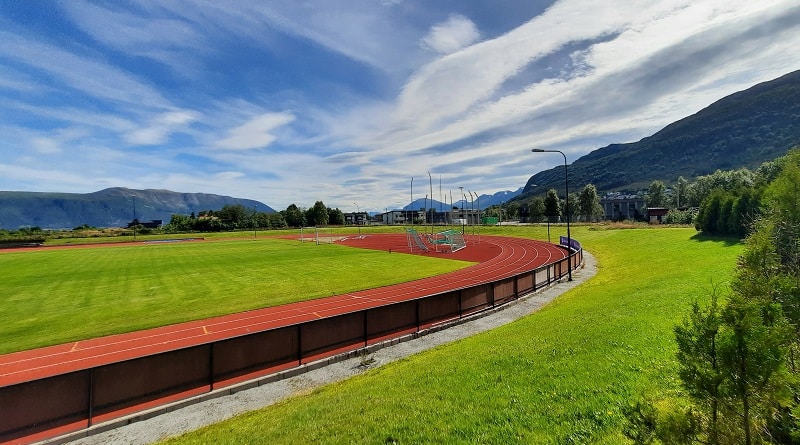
0, 237, 473, 355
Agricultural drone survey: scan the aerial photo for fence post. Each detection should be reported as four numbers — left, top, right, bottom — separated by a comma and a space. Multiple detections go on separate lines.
513, 276, 518, 300
209, 343, 215, 391
415, 299, 420, 332
296, 324, 303, 365
87, 369, 95, 427
363, 310, 368, 347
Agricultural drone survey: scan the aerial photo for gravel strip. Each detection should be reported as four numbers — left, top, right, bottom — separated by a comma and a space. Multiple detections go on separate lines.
55, 252, 596, 445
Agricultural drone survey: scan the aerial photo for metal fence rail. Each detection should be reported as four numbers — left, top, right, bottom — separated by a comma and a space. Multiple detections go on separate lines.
0, 245, 583, 444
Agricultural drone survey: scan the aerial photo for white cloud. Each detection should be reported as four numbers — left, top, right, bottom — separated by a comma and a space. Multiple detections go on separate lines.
31, 137, 62, 155
130, 0, 429, 76
215, 113, 296, 150
421, 15, 480, 54
63, 1, 206, 52
356, 0, 800, 158
29, 128, 90, 155
0, 30, 171, 110
125, 110, 201, 146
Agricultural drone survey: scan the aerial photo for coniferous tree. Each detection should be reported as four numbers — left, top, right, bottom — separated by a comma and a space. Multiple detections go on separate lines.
675, 293, 724, 444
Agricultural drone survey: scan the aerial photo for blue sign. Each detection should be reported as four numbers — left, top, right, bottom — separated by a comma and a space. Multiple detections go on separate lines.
560, 236, 581, 251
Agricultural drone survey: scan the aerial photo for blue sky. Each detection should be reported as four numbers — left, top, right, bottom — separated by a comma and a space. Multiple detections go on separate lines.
1, 1, 799, 213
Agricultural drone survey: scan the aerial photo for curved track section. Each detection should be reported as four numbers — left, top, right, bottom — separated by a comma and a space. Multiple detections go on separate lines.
0, 235, 566, 386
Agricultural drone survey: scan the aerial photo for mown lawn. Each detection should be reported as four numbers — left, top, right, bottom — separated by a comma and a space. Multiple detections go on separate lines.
162, 225, 743, 444
0, 237, 472, 354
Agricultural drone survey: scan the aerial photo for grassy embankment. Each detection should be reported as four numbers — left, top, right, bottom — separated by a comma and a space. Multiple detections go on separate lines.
162, 225, 743, 444
0, 236, 471, 354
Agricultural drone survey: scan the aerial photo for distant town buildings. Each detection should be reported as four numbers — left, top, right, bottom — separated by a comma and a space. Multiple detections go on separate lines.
376, 208, 481, 225
343, 211, 369, 225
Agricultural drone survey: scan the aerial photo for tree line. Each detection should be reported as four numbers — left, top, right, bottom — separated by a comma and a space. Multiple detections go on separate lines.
164, 201, 350, 232
493, 151, 793, 233
625, 148, 800, 444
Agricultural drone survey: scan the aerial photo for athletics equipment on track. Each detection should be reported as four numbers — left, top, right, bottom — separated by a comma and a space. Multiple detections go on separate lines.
405, 228, 429, 252
405, 228, 466, 253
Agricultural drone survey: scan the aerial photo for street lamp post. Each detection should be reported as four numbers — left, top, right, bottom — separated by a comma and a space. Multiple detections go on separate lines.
531, 148, 572, 281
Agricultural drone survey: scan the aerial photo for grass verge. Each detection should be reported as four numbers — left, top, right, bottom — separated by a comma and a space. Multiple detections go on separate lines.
162, 226, 743, 444
0, 237, 471, 354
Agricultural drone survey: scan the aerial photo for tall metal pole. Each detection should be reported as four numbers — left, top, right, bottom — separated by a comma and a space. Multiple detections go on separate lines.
472, 191, 480, 243
424, 195, 428, 227
410, 177, 413, 227
449, 189, 453, 228
532, 149, 572, 281
459, 186, 465, 234
439, 176, 443, 216
132, 196, 137, 241
428, 171, 434, 234
354, 203, 360, 236
468, 190, 474, 236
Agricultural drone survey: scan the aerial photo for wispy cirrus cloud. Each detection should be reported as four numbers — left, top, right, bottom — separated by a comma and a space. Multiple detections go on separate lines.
125, 110, 201, 146
215, 113, 296, 150
0, 29, 171, 110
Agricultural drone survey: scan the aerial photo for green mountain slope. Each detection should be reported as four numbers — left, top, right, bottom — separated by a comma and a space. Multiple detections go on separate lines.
0, 187, 274, 230
520, 69, 800, 197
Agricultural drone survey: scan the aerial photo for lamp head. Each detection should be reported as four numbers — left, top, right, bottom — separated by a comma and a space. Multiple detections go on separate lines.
531, 148, 545, 152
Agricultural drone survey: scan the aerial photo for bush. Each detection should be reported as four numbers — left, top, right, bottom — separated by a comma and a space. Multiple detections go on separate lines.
664, 209, 697, 225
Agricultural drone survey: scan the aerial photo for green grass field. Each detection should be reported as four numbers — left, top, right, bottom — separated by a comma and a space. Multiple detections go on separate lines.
0, 236, 472, 355
160, 226, 743, 444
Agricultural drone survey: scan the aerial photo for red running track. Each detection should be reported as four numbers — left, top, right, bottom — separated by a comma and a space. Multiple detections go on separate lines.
0, 234, 566, 387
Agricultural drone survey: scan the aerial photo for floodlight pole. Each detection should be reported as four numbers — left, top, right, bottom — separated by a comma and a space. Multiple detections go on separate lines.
532, 148, 572, 281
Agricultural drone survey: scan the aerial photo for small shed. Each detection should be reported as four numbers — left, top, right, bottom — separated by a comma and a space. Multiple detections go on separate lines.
647, 207, 669, 224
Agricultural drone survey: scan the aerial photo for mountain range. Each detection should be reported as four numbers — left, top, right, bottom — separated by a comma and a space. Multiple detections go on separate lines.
402, 188, 522, 212
0, 188, 273, 230
518, 69, 800, 199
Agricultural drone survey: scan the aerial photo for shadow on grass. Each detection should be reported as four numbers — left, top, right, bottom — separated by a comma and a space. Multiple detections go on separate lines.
689, 232, 742, 247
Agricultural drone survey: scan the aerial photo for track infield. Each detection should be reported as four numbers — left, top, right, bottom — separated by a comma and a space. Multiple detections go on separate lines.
0, 233, 567, 386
